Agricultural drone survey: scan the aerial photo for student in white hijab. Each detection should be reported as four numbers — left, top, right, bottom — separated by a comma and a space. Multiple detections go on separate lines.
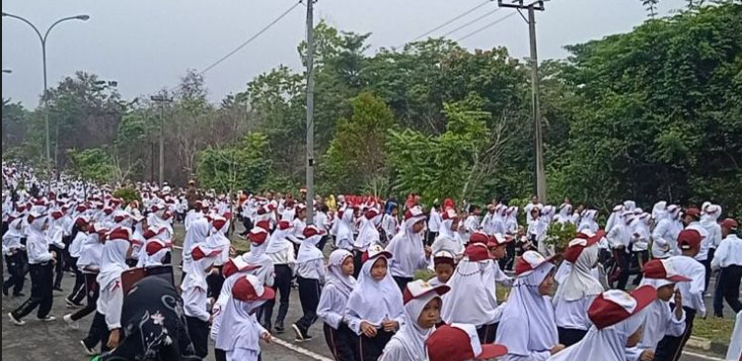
292, 225, 327, 342
182, 215, 210, 276
626, 259, 689, 361
496, 251, 564, 361
606, 205, 624, 234
577, 209, 599, 234
345, 245, 405, 361
379, 280, 451, 361
427, 324, 509, 361
333, 206, 356, 252
211, 257, 261, 345
547, 286, 657, 361
386, 206, 431, 292
317, 250, 357, 361
431, 208, 465, 259
263, 219, 296, 334
653, 205, 683, 259
354, 208, 382, 260
182, 242, 224, 358
95, 228, 134, 353
215, 274, 275, 361
139, 239, 171, 267
553, 231, 606, 347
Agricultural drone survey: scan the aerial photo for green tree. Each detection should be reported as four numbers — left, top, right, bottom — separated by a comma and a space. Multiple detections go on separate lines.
196, 132, 272, 194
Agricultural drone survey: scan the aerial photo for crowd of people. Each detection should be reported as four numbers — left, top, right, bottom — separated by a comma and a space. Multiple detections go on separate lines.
2, 161, 741, 361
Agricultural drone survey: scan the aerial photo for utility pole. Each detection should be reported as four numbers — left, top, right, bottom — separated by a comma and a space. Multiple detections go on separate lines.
150, 95, 173, 187
498, 0, 547, 202
305, 0, 316, 225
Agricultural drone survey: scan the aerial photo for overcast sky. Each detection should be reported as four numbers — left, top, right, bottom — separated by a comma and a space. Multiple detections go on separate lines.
2, 0, 686, 108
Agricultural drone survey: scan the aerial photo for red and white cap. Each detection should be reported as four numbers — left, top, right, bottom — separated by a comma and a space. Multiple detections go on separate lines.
563, 230, 606, 263
222, 257, 262, 278
255, 219, 271, 232
211, 217, 228, 231
465, 244, 492, 263
433, 250, 456, 266
303, 225, 327, 239
721, 218, 738, 231
487, 233, 514, 247
108, 228, 132, 242
248, 227, 269, 246
191, 244, 222, 261
277, 220, 293, 231
427, 324, 508, 361
51, 211, 65, 220
643, 259, 691, 283
402, 280, 450, 305
364, 208, 380, 220
677, 229, 703, 251
469, 231, 489, 246
145, 239, 170, 256
404, 206, 426, 222
232, 274, 276, 302
588, 286, 657, 330
362, 244, 393, 264
442, 208, 458, 221
515, 251, 556, 277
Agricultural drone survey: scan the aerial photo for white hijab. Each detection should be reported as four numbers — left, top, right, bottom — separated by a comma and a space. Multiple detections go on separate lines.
577, 210, 599, 233
335, 209, 355, 249
386, 215, 427, 274
204, 224, 231, 266
215, 291, 266, 353
388, 291, 441, 360
441, 256, 499, 326
181, 245, 218, 292
496, 263, 558, 357
97, 238, 130, 289
355, 214, 381, 251
346, 256, 404, 330
548, 309, 648, 361
554, 245, 603, 302
326, 250, 356, 299
183, 217, 210, 257
296, 233, 324, 264
264, 225, 293, 255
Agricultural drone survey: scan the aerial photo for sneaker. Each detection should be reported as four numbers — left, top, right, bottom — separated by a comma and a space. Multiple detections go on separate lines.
64, 314, 80, 330
80, 340, 97, 356
53, 287, 64, 293
275, 323, 285, 334
292, 324, 305, 342
65, 298, 79, 308
38, 316, 57, 322
8, 313, 25, 326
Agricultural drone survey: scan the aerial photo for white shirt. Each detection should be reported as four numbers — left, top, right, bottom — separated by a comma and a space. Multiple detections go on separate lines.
711, 235, 742, 270
669, 255, 707, 317
652, 218, 681, 259
317, 283, 349, 330
296, 258, 326, 282
267, 242, 296, 266
686, 222, 711, 261
97, 277, 124, 330
554, 295, 597, 331
428, 208, 442, 233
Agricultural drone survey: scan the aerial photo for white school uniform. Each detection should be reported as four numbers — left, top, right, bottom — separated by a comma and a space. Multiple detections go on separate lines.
317, 250, 356, 330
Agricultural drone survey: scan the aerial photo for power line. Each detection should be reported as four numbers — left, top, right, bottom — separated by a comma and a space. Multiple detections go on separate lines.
412, 0, 492, 41
440, 7, 502, 38
456, 12, 518, 42
197, 1, 303, 76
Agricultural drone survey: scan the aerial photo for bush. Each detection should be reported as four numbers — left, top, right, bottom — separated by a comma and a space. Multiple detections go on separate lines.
545, 222, 577, 254
113, 187, 141, 205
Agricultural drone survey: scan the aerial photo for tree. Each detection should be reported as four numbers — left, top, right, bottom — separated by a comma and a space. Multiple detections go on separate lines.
67, 148, 116, 195
196, 132, 272, 194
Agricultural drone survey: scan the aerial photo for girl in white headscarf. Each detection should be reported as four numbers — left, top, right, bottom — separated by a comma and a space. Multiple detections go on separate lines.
496, 251, 562, 361
292, 226, 327, 342
386, 206, 430, 291
95, 228, 133, 353
182, 217, 210, 277
354, 208, 382, 277
334, 207, 356, 252
577, 210, 599, 233
553, 236, 605, 347
182, 243, 223, 358
380, 280, 451, 361
345, 249, 405, 361
263, 220, 296, 334
431, 209, 465, 259
317, 250, 357, 361
204, 218, 232, 299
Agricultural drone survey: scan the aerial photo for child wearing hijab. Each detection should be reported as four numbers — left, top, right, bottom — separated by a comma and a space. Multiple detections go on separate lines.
379, 280, 451, 361
211, 257, 261, 353
263, 220, 296, 334
95, 228, 135, 353
317, 250, 357, 361
552, 231, 605, 347
496, 251, 565, 361
626, 259, 689, 361
431, 209, 464, 259
182, 242, 224, 358
355, 208, 382, 269
334, 206, 356, 252
240, 224, 275, 329
346, 245, 405, 361
292, 225, 327, 342
547, 286, 657, 361
204, 217, 232, 299
215, 274, 276, 361
66, 217, 90, 307
427, 324, 509, 361
69, 225, 108, 354
428, 250, 456, 288
386, 206, 431, 291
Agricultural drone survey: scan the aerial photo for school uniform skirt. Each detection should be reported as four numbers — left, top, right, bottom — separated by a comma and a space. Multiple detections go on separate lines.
324, 323, 358, 361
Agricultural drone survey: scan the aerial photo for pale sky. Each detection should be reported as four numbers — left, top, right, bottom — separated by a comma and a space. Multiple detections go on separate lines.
2, 0, 687, 108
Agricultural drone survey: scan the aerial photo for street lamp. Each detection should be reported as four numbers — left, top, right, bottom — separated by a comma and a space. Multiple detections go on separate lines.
2, 12, 90, 193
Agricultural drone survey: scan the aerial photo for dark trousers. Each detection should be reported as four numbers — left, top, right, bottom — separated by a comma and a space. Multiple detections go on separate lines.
11, 263, 53, 320
71, 274, 100, 321
295, 277, 321, 335
317, 236, 330, 253
393, 276, 413, 293
426, 231, 438, 247
50, 245, 65, 289
655, 306, 697, 361
263, 265, 292, 328
353, 251, 364, 279
616, 250, 631, 291
67, 264, 87, 305
240, 217, 253, 236
206, 266, 225, 299
83, 312, 112, 353
324, 323, 358, 361
186, 316, 210, 358
558, 327, 588, 347
714, 265, 742, 317
358, 329, 394, 361
4, 251, 27, 296
477, 323, 499, 344
703, 249, 715, 293
631, 250, 649, 285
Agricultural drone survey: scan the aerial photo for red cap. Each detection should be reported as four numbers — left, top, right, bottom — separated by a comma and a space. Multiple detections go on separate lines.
255, 220, 271, 232
404, 206, 425, 221
427, 324, 508, 361
303, 225, 326, 239
588, 286, 657, 329
51, 211, 65, 220
191, 245, 222, 261
75, 217, 88, 228
248, 228, 269, 246
721, 218, 738, 230
364, 208, 380, 220
465, 244, 492, 262
515, 251, 556, 277
277, 220, 292, 231
442, 208, 458, 221
108, 228, 131, 242
685, 208, 701, 219
469, 231, 489, 246
643, 259, 691, 283
563, 230, 606, 263
145, 240, 169, 256
433, 250, 456, 267
222, 257, 261, 278
362, 244, 393, 264
487, 233, 514, 248
677, 229, 703, 251
212, 218, 228, 231
232, 275, 276, 302
402, 280, 451, 305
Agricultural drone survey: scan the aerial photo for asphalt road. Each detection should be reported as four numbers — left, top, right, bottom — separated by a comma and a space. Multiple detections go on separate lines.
1, 236, 731, 361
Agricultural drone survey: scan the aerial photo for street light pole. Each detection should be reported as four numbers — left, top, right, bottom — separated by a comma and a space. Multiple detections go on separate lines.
150, 95, 173, 187
2, 12, 90, 194
305, 0, 316, 225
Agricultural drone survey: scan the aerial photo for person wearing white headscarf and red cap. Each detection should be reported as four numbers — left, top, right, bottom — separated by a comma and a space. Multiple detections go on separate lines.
496, 251, 564, 361
182, 241, 225, 358
427, 323, 509, 361
553, 231, 606, 347
215, 274, 275, 361
204, 216, 233, 299
211, 257, 261, 345
700, 204, 723, 293
317, 249, 357, 361
292, 225, 327, 342
431, 208, 465, 260
241, 226, 275, 331
94, 228, 134, 353
625, 259, 690, 361
547, 286, 657, 361
182, 215, 210, 281
379, 280, 451, 361
355, 207, 382, 259
345, 245, 404, 361
386, 205, 431, 292
654, 229, 707, 361
263, 219, 297, 334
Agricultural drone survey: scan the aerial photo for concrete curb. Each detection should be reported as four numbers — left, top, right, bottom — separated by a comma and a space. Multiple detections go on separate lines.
686, 336, 730, 358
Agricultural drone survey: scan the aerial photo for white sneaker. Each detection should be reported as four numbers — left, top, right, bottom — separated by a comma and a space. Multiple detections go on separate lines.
38, 316, 57, 323
64, 314, 79, 330
8, 313, 25, 326
80, 340, 97, 356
